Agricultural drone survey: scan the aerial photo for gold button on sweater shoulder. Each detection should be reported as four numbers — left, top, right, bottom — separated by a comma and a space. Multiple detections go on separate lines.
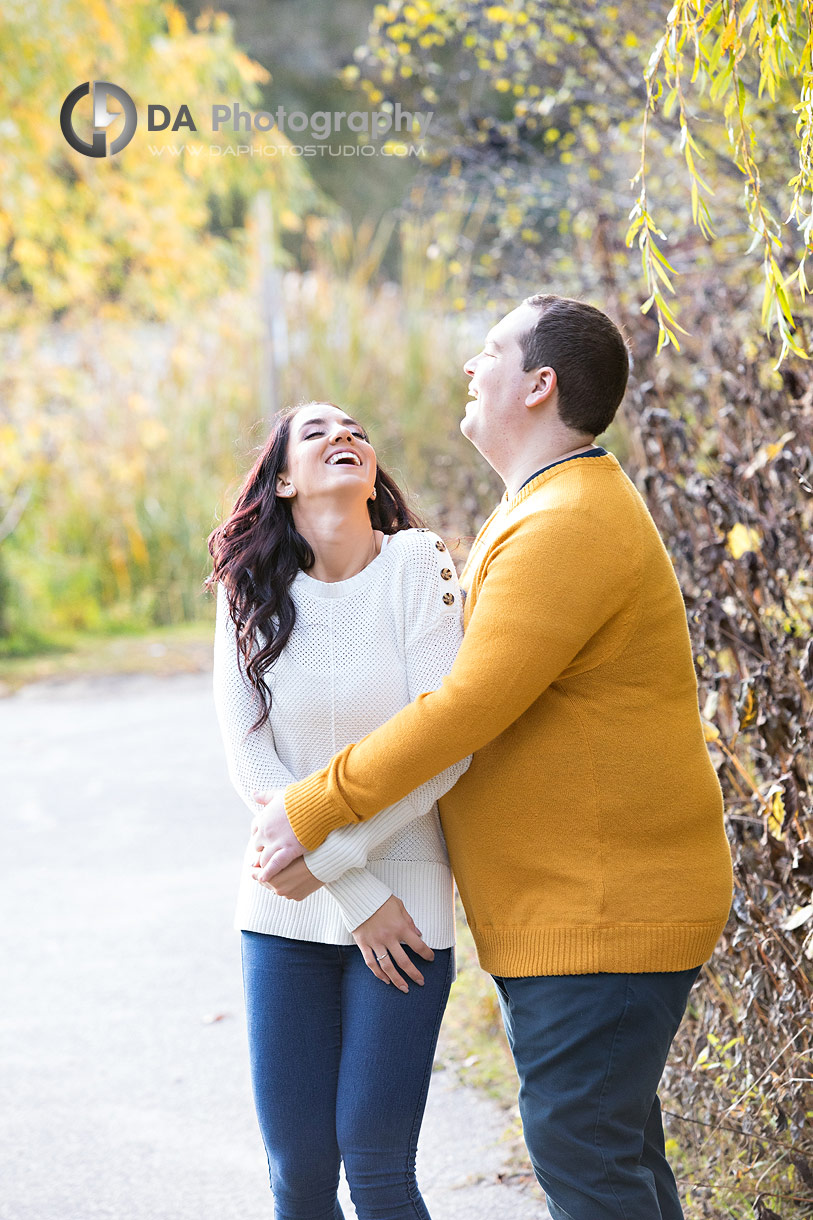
285, 452, 733, 977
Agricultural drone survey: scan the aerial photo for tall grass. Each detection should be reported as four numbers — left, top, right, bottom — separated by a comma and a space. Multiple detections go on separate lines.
0, 206, 515, 647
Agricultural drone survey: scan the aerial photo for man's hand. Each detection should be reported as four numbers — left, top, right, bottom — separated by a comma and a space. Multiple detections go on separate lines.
254, 856, 323, 900
250, 788, 306, 880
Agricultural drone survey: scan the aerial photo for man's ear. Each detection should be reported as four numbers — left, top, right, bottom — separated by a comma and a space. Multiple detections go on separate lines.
525, 365, 557, 409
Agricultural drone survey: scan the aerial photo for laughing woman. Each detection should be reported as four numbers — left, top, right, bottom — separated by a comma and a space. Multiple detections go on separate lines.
206, 401, 469, 1220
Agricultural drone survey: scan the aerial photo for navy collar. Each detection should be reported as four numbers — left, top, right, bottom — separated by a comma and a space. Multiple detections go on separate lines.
517, 446, 608, 493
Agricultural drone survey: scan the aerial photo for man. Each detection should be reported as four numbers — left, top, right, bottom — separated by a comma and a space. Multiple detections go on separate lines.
252, 293, 734, 1220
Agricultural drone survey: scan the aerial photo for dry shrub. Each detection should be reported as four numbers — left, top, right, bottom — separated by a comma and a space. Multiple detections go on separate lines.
621, 311, 813, 1218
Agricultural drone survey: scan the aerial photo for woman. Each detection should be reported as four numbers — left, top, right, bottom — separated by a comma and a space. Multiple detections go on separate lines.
206, 401, 469, 1220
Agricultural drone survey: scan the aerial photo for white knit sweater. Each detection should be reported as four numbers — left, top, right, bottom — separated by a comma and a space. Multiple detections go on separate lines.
212, 527, 469, 948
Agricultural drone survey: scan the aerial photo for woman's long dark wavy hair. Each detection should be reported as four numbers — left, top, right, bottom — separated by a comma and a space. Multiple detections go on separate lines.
205, 403, 424, 732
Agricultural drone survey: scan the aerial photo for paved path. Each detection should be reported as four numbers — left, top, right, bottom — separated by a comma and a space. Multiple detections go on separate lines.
0, 671, 549, 1220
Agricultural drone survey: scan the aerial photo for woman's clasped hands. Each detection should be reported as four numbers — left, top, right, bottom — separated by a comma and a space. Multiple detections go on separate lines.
249, 810, 434, 992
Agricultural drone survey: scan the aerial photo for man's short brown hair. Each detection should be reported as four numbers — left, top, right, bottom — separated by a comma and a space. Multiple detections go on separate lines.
521, 295, 630, 437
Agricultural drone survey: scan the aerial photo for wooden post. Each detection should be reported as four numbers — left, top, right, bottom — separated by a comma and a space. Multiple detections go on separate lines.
252, 192, 288, 424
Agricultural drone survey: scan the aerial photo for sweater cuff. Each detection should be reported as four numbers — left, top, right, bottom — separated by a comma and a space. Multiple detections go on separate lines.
285, 773, 354, 851
304, 834, 360, 885
325, 871, 392, 933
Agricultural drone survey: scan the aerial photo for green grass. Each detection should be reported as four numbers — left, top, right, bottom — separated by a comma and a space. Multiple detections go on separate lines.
0, 617, 215, 694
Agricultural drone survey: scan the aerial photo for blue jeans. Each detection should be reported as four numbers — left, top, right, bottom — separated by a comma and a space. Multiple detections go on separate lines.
492, 967, 701, 1220
241, 931, 454, 1220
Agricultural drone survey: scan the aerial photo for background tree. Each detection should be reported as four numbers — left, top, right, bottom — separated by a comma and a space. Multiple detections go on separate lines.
342, 0, 811, 359
0, 0, 322, 636
0, 0, 319, 321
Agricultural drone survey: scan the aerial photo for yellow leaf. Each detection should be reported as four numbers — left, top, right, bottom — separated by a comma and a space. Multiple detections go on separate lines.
13, 237, 48, 269
165, 3, 188, 38
766, 432, 795, 459
766, 788, 785, 840
726, 523, 761, 559
701, 718, 720, 742
742, 432, 795, 478
233, 50, 271, 85
125, 518, 150, 567
720, 16, 737, 51
740, 687, 757, 727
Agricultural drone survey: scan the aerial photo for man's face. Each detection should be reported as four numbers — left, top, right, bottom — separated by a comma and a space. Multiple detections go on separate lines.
461, 303, 542, 456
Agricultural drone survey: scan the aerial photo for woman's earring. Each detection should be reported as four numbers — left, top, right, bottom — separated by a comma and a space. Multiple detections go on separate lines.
369, 487, 377, 500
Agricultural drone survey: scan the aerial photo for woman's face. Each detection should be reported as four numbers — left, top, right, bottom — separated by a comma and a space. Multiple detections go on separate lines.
277, 404, 377, 504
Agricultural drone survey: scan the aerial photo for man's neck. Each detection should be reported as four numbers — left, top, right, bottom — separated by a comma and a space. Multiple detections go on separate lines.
503, 440, 599, 499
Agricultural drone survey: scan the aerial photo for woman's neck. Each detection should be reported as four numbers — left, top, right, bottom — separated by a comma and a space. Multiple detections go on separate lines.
292, 501, 382, 583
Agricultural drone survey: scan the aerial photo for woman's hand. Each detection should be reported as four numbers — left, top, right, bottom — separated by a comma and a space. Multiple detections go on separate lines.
352, 896, 434, 993
254, 856, 324, 900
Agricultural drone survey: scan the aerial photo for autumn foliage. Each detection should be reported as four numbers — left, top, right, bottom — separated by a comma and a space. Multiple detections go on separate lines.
1, 1, 811, 1215
618, 305, 813, 1217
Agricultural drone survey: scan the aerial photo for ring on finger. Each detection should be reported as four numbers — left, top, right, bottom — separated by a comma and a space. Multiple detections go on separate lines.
375, 950, 390, 962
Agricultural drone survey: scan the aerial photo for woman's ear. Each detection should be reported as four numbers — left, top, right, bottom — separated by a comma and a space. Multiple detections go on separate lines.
275, 472, 296, 498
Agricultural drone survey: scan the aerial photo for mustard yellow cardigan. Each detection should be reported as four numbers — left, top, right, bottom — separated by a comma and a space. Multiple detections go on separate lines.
285, 452, 733, 976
